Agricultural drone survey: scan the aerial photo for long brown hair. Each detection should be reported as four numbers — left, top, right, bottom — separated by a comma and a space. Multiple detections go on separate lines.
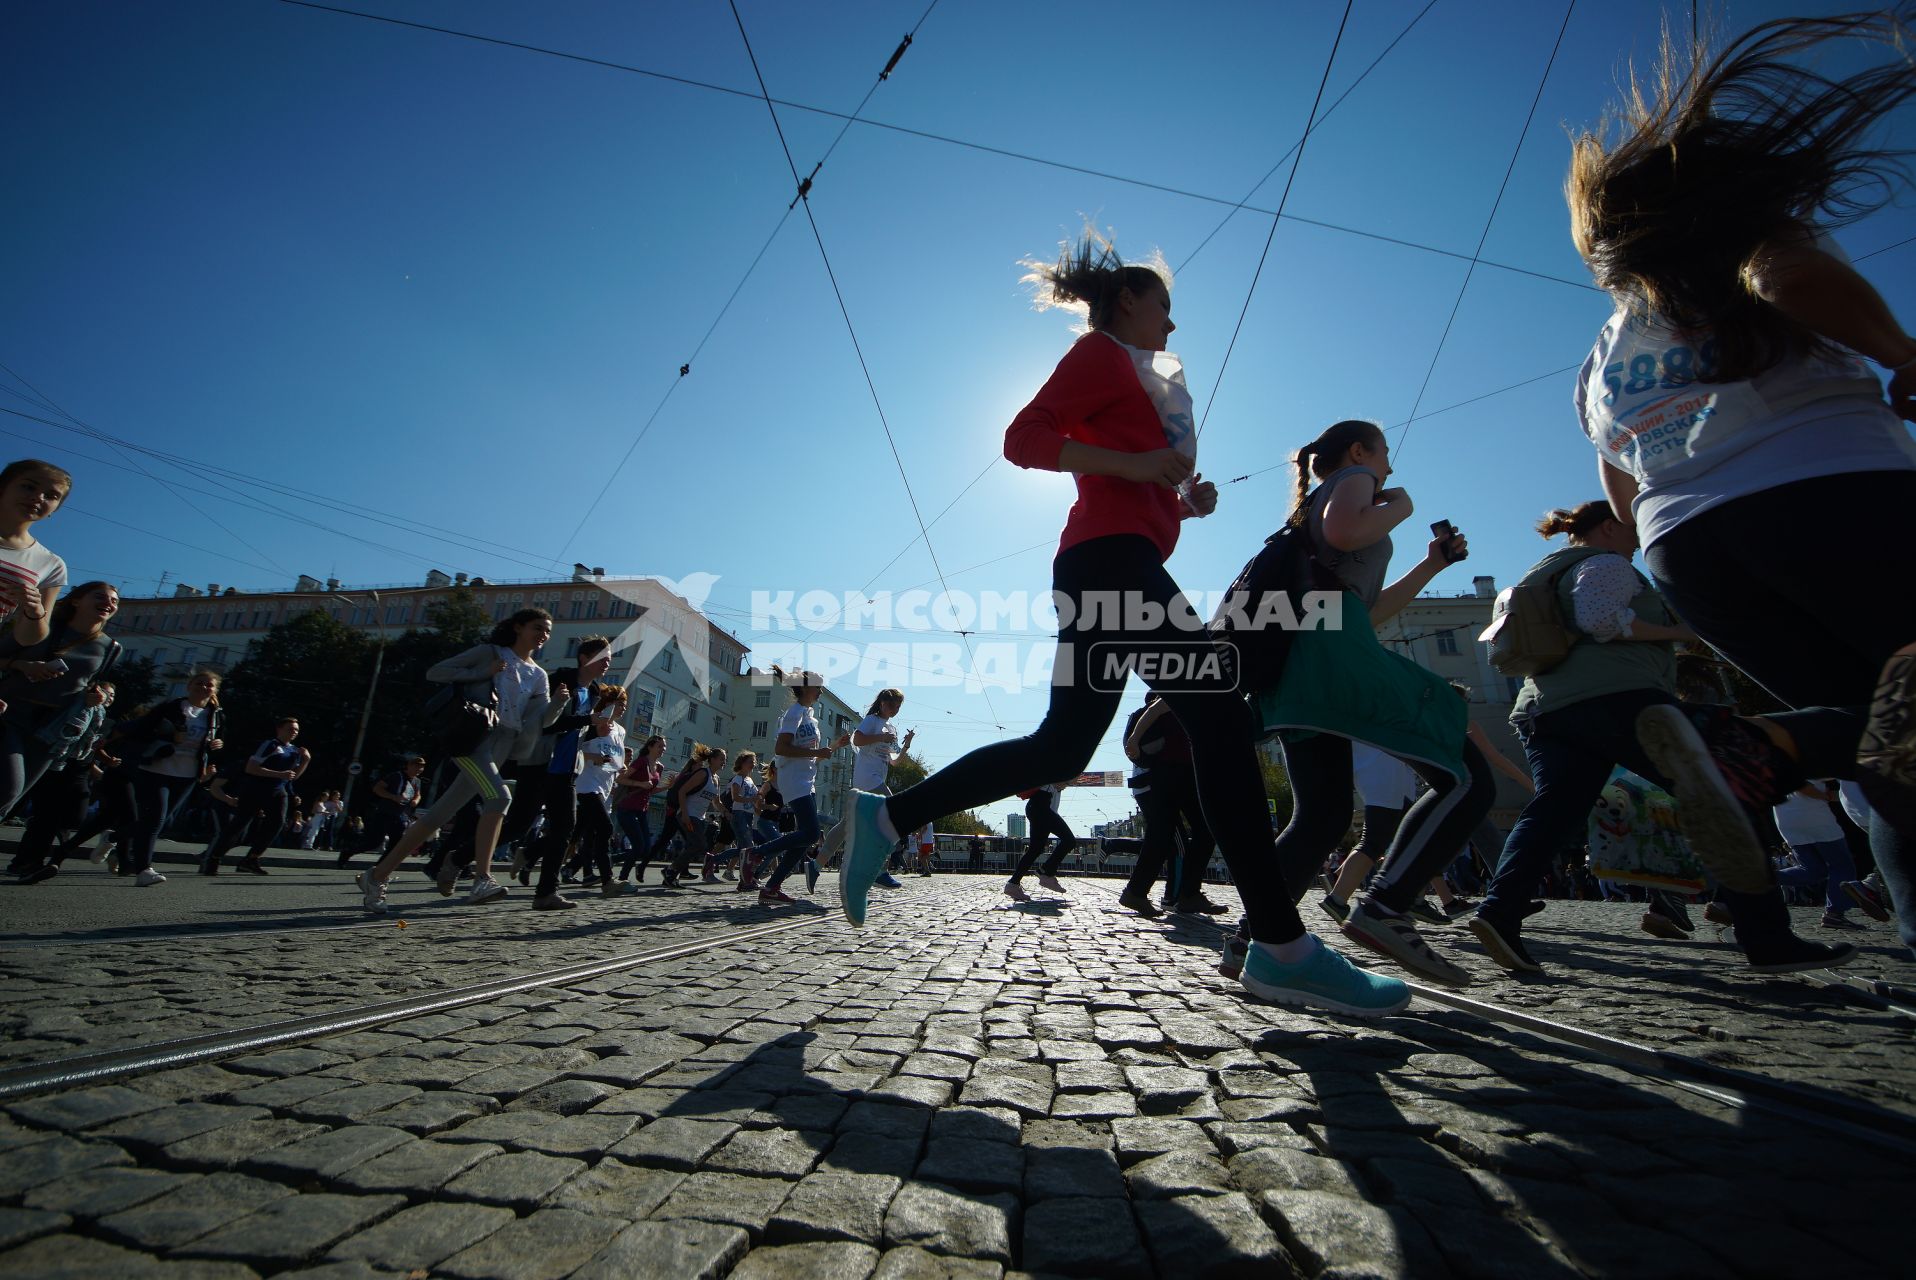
47, 580, 116, 644
1287, 419, 1383, 528
1567, 12, 1916, 381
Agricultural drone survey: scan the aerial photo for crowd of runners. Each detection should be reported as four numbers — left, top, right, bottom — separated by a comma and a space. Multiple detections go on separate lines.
2, 14, 1914, 1018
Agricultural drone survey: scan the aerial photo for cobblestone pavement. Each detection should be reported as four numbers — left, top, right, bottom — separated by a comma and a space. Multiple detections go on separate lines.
0, 869, 1906, 1277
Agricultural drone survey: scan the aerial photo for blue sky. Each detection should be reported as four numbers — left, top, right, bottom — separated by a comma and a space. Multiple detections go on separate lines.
6, 0, 1913, 833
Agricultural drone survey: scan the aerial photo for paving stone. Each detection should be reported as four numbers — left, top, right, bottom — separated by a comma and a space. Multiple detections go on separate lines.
1055, 1062, 1127, 1093
1137, 1191, 1297, 1278
1022, 1196, 1148, 1279
1127, 1149, 1234, 1198
276, 1264, 388, 1280
927, 1107, 1019, 1145
324, 1053, 488, 1089
0, 1116, 54, 1152
503, 1077, 617, 1115
567, 1053, 677, 1088
1109, 1116, 1215, 1166
608, 1117, 739, 1170
0, 1135, 131, 1193
1366, 1154, 1489, 1212
866, 1075, 957, 1109
821, 1134, 922, 1179
870, 1245, 1004, 1279
1228, 1146, 1363, 1197
551, 1160, 685, 1219
223, 1075, 351, 1110
883, 1182, 1015, 1265
6, 1084, 166, 1131
841, 1101, 934, 1141
437, 1205, 624, 1280
1020, 1119, 1111, 1151
591, 1087, 690, 1118
569, 1218, 749, 1280
241, 1124, 412, 1183
94, 1103, 271, 1155
916, 1138, 1022, 1194
653, 1171, 794, 1241
442, 1150, 586, 1210
767, 1171, 901, 1246
97, 1173, 293, 1250
1123, 1065, 1211, 1113
0, 1232, 171, 1279
226, 1048, 353, 1077
361, 1089, 497, 1135
760, 1094, 852, 1132
707, 1127, 830, 1180
1206, 1122, 1318, 1157
1024, 1145, 1126, 1200
0, 1206, 69, 1250
22, 1166, 189, 1218
336, 1138, 499, 1195
957, 1073, 1051, 1118
328, 1200, 515, 1271
456, 1063, 565, 1101
1417, 1208, 1579, 1280
177, 1192, 406, 1267
898, 1053, 974, 1083
1049, 1091, 1139, 1119
722, 1240, 879, 1279
286, 1083, 423, 1125
1260, 1189, 1435, 1278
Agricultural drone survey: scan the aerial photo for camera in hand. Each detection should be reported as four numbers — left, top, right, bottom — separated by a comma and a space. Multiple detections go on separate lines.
1430, 520, 1468, 563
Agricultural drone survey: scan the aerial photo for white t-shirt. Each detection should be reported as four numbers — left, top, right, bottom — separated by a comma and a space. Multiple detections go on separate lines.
576, 724, 626, 798
730, 772, 758, 812
0, 537, 66, 628
777, 702, 823, 798
916, 823, 935, 851
683, 765, 721, 820
1351, 743, 1417, 810
144, 703, 209, 779
1773, 792, 1844, 846
853, 714, 899, 791
493, 649, 546, 731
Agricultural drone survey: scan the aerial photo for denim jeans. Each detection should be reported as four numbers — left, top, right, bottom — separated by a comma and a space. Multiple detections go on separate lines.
1777, 839, 1860, 914
759, 793, 821, 890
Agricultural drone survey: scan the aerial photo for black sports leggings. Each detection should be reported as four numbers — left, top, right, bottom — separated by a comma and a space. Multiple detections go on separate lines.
1011, 793, 1077, 882
883, 534, 1305, 944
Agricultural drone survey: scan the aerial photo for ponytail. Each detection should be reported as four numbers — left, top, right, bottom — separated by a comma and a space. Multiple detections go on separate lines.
1286, 419, 1385, 528
1535, 500, 1616, 541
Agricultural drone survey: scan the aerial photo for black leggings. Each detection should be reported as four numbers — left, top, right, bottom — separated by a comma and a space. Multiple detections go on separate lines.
573, 793, 614, 882
207, 790, 288, 863
1011, 794, 1077, 882
16, 762, 91, 869
1274, 733, 1496, 915
883, 534, 1305, 943
1125, 763, 1214, 902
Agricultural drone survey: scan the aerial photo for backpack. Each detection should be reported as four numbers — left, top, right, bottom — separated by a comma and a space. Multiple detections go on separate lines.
1479, 548, 1605, 677
1207, 521, 1335, 695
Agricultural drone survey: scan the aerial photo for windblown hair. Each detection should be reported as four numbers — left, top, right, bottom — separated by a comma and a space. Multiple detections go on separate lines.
769, 664, 825, 696
47, 581, 115, 641
1567, 10, 1916, 381
1021, 228, 1171, 333
487, 607, 553, 648
1286, 420, 1385, 528
866, 688, 903, 716
1536, 500, 1618, 540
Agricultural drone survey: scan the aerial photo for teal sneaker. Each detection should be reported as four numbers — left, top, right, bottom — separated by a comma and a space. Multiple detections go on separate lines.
839, 791, 894, 926
1239, 936, 1411, 1017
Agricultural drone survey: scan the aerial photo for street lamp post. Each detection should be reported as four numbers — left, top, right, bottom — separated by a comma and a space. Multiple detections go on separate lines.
337, 592, 385, 814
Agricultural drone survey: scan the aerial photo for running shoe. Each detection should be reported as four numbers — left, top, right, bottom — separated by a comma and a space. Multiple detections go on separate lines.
466, 876, 508, 905
91, 840, 113, 865
1468, 913, 1543, 973
701, 871, 721, 884
804, 859, 820, 894
602, 881, 629, 898
1173, 894, 1228, 916
1239, 936, 1413, 1017
1634, 705, 1773, 893
532, 894, 577, 911
579, 876, 602, 888
1745, 936, 1856, 973
1405, 898, 1450, 927
435, 861, 459, 898
236, 859, 268, 876
106, 849, 121, 874
1819, 913, 1863, 931
134, 868, 166, 887
1842, 880, 1891, 923
360, 872, 387, 915
1703, 901, 1735, 927
1639, 911, 1691, 941
20, 865, 57, 885
1036, 875, 1065, 893
1523, 899, 1546, 918
1659, 703, 1805, 807
1318, 894, 1350, 925
198, 858, 218, 877
875, 873, 905, 890
759, 887, 794, 905
838, 791, 894, 926
1442, 897, 1477, 921
1003, 881, 1031, 903
1218, 934, 1249, 979
1646, 896, 1695, 932
1117, 890, 1163, 918
721, 868, 737, 881
660, 872, 681, 889
1344, 899, 1474, 987
1856, 642, 1916, 837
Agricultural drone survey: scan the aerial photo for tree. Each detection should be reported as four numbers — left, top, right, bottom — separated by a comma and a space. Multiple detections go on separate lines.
887, 749, 998, 834
218, 609, 377, 788
106, 653, 164, 715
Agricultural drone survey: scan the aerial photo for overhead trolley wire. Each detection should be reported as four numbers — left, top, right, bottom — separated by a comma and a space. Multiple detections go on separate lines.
1392, 0, 1576, 461
1195, 0, 1354, 440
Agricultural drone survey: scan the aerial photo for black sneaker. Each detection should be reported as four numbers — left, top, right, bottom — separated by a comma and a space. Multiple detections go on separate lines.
1405, 898, 1450, 927
1819, 913, 1864, 931
20, 865, 57, 885
1468, 912, 1544, 974
1117, 890, 1163, 919
1745, 936, 1857, 973
1443, 897, 1477, 921
1319, 894, 1350, 925
1523, 899, 1548, 918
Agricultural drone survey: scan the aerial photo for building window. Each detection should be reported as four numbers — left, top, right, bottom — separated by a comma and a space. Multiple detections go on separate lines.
1436, 632, 1459, 656
152, 647, 169, 665
565, 637, 581, 658
718, 685, 728, 703
211, 646, 228, 665
751, 720, 768, 739
681, 737, 693, 759
713, 718, 724, 738
662, 649, 673, 672
686, 705, 697, 725
180, 647, 197, 666
755, 690, 770, 708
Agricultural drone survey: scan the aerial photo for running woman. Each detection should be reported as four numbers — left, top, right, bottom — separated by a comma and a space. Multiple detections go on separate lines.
821, 690, 915, 885
0, 580, 120, 827
502, 635, 613, 908
1773, 782, 1873, 931
358, 609, 559, 913
835, 232, 1406, 1015
572, 691, 627, 898
614, 735, 665, 884
1118, 693, 1219, 917
9, 680, 114, 883
202, 716, 309, 875
664, 745, 726, 888
728, 752, 763, 891
1005, 780, 1077, 902
1566, 14, 1916, 957
754, 667, 851, 906
121, 670, 225, 887
1251, 418, 1497, 988
0, 459, 72, 650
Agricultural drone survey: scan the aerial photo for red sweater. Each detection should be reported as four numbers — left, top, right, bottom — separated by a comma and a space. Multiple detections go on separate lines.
1003, 332, 1185, 561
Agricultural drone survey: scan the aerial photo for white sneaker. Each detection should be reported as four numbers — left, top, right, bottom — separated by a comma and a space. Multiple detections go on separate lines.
90, 840, 113, 865
134, 869, 167, 887
361, 873, 388, 914
466, 876, 508, 905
